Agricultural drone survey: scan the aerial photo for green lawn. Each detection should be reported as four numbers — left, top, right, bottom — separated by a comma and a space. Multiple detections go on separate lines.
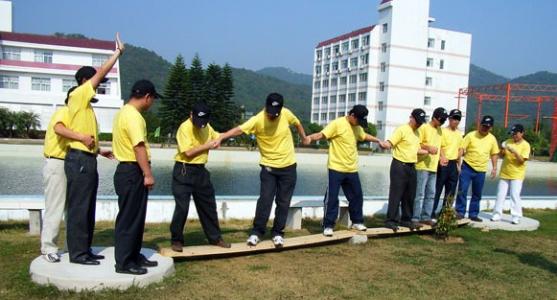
1, 210, 556, 299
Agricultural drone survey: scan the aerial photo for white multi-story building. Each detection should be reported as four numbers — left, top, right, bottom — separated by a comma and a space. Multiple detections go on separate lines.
0, 0, 122, 132
311, 0, 471, 139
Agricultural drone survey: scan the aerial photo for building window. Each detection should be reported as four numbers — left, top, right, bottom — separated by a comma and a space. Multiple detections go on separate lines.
358, 92, 367, 102
0, 75, 19, 89
330, 95, 337, 103
315, 65, 322, 75
440, 59, 445, 70
331, 78, 338, 87
31, 77, 51, 91
333, 45, 340, 56
427, 38, 435, 48
339, 94, 346, 103
351, 39, 359, 50
322, 79, 329, 88
377, 120, 383, 130
378, 101, 384, 111
92, 54, 108, 67
62, 79, 74, 92
360, 53, 369, 65
338, 112, 345, 117
348, 93, 356, 103
380, 62, 386, 72
362, 35, 370, 46
359, 73, 368, 82
313, 97, 319, 105
441, 40, 446, 50
381, 43, 387, 53
350, 57, 358, 68
322, 96, 328, 104
426, 58, 434, 67
34, 50, 53, 64
329, 112, 336, 120
321, 113, 327, 121
342, 41, 349, 53
325, 47, 331, 58
332, 61, 339, 71
96, 82, 111, 95
425, 77, 433, 86
313, 113, 319, 121
314, 81, 321, 89
324, 64, 330, 73
379, 82, 385, 91
1, 46, 21, 60
316, 50, 323, 60
341, 59, 348, 69
424, 96, 431, 106
382, 23, 388, 33
340, 76, 347, 85
349, 74, 357, 84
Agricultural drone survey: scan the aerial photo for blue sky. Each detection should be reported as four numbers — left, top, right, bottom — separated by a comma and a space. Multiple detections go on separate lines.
10, 0, 557, 78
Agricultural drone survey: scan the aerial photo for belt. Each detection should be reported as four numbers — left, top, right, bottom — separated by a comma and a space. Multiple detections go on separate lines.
45, 155, 64, 161
177, 162, 205, 168
120, 161, 139, 165
394, 158, 415, 167
69, 148, 97, 157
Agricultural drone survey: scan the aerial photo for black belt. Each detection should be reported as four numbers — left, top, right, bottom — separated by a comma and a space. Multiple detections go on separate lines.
45, 155, 64, 161
120, 161, 151, 165
394, 158, 415, 167
69, 148, 97, 157
177, 162, 205, 168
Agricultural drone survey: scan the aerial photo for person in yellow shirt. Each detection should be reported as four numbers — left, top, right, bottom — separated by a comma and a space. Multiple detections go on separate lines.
41, 87, 95, 263
380, 109, 429, 231
491, 124, 530, 224
413, 107, 448, 225
169, 103, 231, 252
432, 109, 463, 218
456, 115, 499, 222
65, 33, 123, 266
112, 79, 159, 275
305, 105, 383, 237
218, 93, 307, 247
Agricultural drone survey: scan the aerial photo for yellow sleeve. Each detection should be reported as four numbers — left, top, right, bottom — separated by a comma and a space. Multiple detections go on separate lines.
209, 125, 220, 140
127, 112, 146, 147
67, 81, 95, 117
441, 130, 448, 148
239, 115, 258, 134
418, 125, 427, 144
388, 126, 403, 146
460, 132, 471, 149
356, 126, 366, 142
490, 136, 500, 155
321, 121, 337, 139
177, 123, 194, 154
521, 142, 531, 159
286, 109, 301, 126
53, 107, 70, 127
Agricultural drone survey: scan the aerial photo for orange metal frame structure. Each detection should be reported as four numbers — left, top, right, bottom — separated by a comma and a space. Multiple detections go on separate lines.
457, 83, 557, 159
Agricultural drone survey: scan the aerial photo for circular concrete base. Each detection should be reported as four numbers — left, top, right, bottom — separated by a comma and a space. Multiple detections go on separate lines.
469, 212, 540, 231
30, 247, 175, 291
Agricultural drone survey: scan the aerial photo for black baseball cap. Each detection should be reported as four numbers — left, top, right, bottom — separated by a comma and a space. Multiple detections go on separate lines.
509, 124, 524, 135
411, 108, 427, 125
432, 107, 449, 124
265, 93, 284, 117
75, 66, 108, 84
192, 102, 211, 128
449, 109, 462, 121
130, 79, 162, 99
481, 115, 494, 127
349, 105, 369, 128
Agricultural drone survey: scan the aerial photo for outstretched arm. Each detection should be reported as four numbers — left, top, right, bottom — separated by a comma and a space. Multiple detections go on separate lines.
90, 33, 125, 89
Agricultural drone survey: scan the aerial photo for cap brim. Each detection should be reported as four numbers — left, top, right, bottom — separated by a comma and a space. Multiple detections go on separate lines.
481, 123, 493, 127
266, 106, 282, 117
192, 116, 210, 128
100, 77, 109, 83
450, 115, 462, 120
154, 92, 163, 99
358, 118, 368, 128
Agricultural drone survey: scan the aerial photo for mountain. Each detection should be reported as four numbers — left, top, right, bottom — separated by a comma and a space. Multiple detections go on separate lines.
511, 71, 557, 85
468, 64, 508, 86
256, 67, 313, 86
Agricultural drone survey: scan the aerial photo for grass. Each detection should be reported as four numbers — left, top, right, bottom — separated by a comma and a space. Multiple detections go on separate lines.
1, 209, 556, 299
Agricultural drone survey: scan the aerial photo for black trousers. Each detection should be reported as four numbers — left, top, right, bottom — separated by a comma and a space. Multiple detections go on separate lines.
251, 164, 297, 237
432, 160, 458, 218
64, 149, 98, 261
114, 163, 148, 269
386, 159, 416, 223
170, 162, 222, 244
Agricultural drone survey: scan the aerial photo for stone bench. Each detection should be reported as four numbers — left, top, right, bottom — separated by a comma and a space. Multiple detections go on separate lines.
0, 198, 44, 235
286, 199, 350, 230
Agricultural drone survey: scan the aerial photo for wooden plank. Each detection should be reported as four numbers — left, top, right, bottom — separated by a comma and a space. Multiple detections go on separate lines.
159, 219, 471, 259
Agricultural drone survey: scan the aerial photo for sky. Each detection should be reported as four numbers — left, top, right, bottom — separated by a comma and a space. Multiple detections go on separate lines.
9, 0, 557, 78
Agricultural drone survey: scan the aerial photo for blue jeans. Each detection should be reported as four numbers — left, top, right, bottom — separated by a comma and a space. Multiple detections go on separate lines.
323, 169, 364, 228
456, 162, 486, 218
413, 170, 436, 221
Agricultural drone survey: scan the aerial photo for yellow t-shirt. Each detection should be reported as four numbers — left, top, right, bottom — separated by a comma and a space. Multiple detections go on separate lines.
461, 131, 499, 172
321, 117, 366, 173
388, 124, 420, 163
112, 104, 150, 162
416, 123, 443, 172
175, 119, 220, 164
67, 81, 98, 153
441, 127, 463, 161
239, 108, 300, 168
43, 107, 70, 159
500, 138, 530, 180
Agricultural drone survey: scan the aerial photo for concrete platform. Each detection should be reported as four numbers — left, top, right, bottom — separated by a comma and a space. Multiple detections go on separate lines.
30, 247, 175, 291
469, 212, 540, 231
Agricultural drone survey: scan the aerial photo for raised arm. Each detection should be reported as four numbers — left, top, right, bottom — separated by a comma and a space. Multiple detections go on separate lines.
90, 33, 125, 89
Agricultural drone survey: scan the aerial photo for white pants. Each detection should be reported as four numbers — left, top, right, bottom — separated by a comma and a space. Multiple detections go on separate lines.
41, 158, 67, 254
494, 179, 523, 218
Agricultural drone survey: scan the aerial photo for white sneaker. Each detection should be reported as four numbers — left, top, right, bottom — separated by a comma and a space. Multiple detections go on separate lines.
246, 235, 259, 246
490, 213, 501, 222
42, 252, 61, 263
323, 227, 334, 237
272, 236, 284, 248
512, 217, 520, 225
351, 223, 367, 231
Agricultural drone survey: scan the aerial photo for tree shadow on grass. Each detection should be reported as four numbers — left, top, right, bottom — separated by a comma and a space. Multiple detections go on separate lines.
495, 248, 557, 275
0, 221, 28, 231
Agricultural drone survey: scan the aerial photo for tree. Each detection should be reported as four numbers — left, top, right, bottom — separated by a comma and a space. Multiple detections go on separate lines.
204, 64, 225, 130
307, 122, 323, 134
187, 54, 205, 107
158, 55, 188, 136
365, 123, 377, 136
218, 63, 239, 130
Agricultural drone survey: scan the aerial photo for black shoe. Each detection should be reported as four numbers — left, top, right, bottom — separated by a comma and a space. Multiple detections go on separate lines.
115, 265, 148, 275
70, 257, 100, 265
137, 254, 158, 268
88, 252, 105, 260
401, 221, 423, 230
210, 239, 232, 249
470, 216, 483, 222
456, 213, 465, 220
384, 221, 399, 232
171, 241, 183, 252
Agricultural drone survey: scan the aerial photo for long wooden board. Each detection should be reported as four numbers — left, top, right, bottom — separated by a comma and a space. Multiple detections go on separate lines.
159, 219, 470, 259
